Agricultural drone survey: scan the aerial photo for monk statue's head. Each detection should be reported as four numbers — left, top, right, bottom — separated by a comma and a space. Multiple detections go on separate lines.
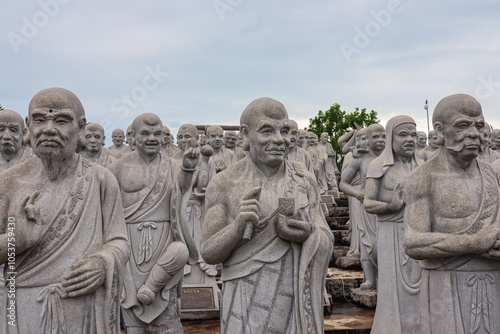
389, 116, 417, 160
126, 124, 136, 151
428, 130, 439, 149
224, 130, 237, 149
131, 113, 163, 157
366, 123, 385, 154
206, 125, 224, 150
112, 129, 125, 146
0, 109, 26, 159
177, 124, 198, 151
320, 132, 330, 144
27, 87, 86, 179
433, 94, 484, 161
491, 129, 500, 150
355, 128, 368, 150
307, 132, 318, 146
288, 120, 299, 149
240, 97, 290, 168
84, 123, 105, 153
298, 129, 308, 148
162, 126, 171, 147
416, 131, 427, 149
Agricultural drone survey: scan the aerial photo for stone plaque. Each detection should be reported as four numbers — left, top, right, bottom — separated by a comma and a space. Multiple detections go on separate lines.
181, 286, 216, 310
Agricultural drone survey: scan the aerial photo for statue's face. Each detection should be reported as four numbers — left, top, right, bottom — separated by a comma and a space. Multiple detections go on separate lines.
320, 133, 329, 143
289, 127, 298, 149
247, 116, 290, 168
0, 118, 23, 156
207, 127, 224, 149
198, 133, 206, 146
478, 126, 491, 149
297, 132, 306, 146
163, 130, 171, 145
491, 130, 500, 150
29, 105, 81, 160
356, 134, 368, 150
392, 123, 417, 159
428, 132, 439, 149
135, 122, 163, 156
224, 132, 237, 149
112, 130, 124, 145
417, 133, 427, 148
177, 129, 196, 151
307, 135, 316, 145
441, 109, 484, 161
84, 128, 104, 153
367, 130, 385, 153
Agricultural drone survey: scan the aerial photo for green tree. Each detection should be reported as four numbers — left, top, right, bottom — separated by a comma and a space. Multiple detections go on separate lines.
306, 103, 379, 170
0, 104, 3, 110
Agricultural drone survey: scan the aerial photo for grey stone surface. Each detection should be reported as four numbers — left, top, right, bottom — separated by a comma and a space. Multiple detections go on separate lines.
491, 128, 500, 150
287, 120, 315, 175
108, 128, 131, 159
110, 113, 199, 333
364, 115, 423, 334
0, 109, 33, 173
224, 130, 246, 161
339, 124, 385, 291
350, 288, 377, 309
320, 132, 340, 190
206, 125, 236, 173
79, 122, 115, 168
405, 94, 500, 333
0, 87, 130, 333
201, 97, 334, 333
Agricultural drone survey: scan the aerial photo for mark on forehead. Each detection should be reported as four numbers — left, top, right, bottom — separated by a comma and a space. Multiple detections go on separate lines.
277, 122, 280, 127
49, 109, 53, 113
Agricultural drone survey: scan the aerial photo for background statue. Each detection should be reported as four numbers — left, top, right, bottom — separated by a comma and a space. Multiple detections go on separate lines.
319, 132, 340, 190
108, 128, 131, 159
79, 122, 115, 168
224, 130, 246, 160
206, 125, 236, 173
364, 115, 423, 333
288, 120, 314, 175
0, 109, 33, 173
201, 97, 333, 333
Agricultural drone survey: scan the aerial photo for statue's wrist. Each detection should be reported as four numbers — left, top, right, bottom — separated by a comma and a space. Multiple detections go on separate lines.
181, 165, 196, 172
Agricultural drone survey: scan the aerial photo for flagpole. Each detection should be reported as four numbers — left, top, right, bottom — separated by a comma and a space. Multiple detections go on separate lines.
424, 100, 429, 133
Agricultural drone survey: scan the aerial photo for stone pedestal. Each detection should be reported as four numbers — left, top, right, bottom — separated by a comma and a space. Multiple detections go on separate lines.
336, 254, 362, 269
180, 283, 221, 320
350, 288, 377, 308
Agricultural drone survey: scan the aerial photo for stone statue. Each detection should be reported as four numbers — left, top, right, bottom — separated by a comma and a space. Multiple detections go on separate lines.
110, 114, 200, 333
0, 109, 33, 173
477, 122, 500, 163
198, 133, 206, 146
417, 130, 439, 161
224, 130, 246, 160
298, 129, 308, 149
0, 87, 130, 333
341, 128, 368, 260
404, 94, 500, 334
201, 97, 333, 333
364, 115, 423, 333
491, 128, 500, 150
206, 125, 236, 173
161, 125, 182, 158
339, 124, 385, 289
126, 125, 136, 151
416, 131, 427, 151
319, 132, 340, 190
287, 120, 314, 175
79, 123, 115, 168
307, 132, 328, 194
170, 124, 217, 286
108, 128, 131, 159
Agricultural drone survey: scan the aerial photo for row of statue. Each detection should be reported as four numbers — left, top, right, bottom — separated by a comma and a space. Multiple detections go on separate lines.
1, 88, 499, 334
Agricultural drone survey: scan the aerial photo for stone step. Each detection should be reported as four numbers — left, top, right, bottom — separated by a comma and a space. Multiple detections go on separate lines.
326, 267, 364, 302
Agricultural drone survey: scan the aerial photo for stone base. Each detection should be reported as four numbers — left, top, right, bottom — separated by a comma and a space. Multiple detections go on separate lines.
350, 288, 377, 308
336, 255, 361, 270
180, 284, 221, 320
326, 268, 363, 302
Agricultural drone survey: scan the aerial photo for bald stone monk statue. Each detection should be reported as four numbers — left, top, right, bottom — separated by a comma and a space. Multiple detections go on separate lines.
404, 94, 500, 334
319, 132, 340, 190
339, 124, 385, 289
126, 125, 136, 151
477, 122, 500, 163
417, 129, 439, 161
110, 114, 200, 333
364, 116, 423, 334
416, 131, 427, 152
0, 109, 33, 173
79, 123, 115, 169
298, 129, 308, 149
161, 125, 182, 158
198, 133, 206, 147
340, 128, 368, 261
287, 120, 314, 175
108, 128, 131, 159
307, 132, 328, 194
206, 125, 236, 173
491, 128, 500, 150
0, 87, 130, 334
224, 130, 246, 160
201, 97, 333, 334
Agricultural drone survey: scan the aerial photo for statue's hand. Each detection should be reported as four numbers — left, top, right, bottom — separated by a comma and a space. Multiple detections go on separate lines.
473, 226, 500, 254
276, 215, 312, 243
62, 257, 106, 298
17, 191, 46, 251
182, 147, 200, 170
235, 185, 261, 237
355, 190, 365, 202
387, 183, 404, 212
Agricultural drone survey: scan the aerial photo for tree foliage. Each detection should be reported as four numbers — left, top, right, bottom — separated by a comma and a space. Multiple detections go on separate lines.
0, 104, 3, 110
306, 103, 379, 170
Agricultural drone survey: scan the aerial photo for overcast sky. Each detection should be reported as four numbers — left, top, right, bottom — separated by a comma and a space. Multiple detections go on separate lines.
2, 0, 500, 139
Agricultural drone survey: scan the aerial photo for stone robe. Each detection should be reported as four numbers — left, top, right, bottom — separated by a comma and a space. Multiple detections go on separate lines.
0, 156, 130, 334
209, 158, 334, 334
288, 146, 315, 176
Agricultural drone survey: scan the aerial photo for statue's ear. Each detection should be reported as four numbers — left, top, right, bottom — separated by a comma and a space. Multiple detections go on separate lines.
434, 121, 444, 145
103, 135, 106, 146
239, 124, 250, 151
